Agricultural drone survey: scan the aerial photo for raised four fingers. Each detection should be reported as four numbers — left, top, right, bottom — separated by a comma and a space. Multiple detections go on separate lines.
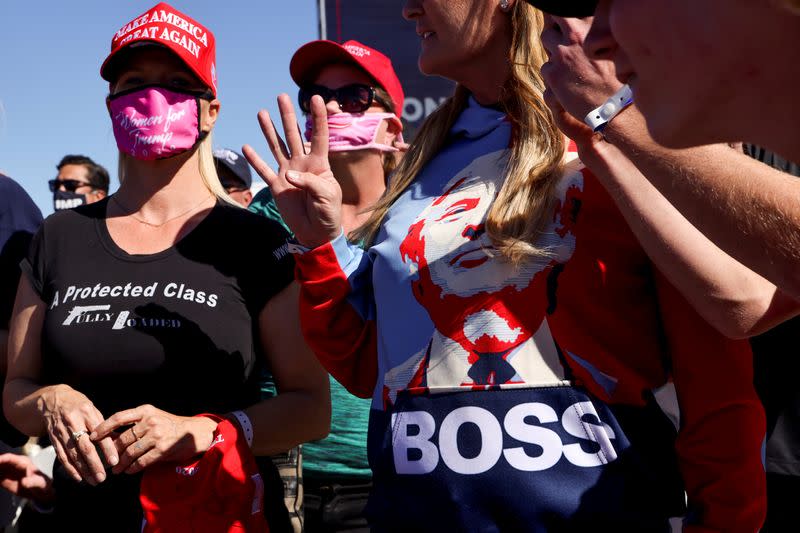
308, 95, 329, 159
242, 144, 284, 193
257, 108, 290, 165
278, 93, 305, 158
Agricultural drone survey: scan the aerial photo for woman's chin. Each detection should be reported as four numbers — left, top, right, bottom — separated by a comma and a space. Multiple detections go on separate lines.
417, 49, 449, 78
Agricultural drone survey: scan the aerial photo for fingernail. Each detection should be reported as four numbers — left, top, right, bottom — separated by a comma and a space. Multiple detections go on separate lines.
286, 171, 300, 181
95, 472, 106, 483
109, 455, 118, 466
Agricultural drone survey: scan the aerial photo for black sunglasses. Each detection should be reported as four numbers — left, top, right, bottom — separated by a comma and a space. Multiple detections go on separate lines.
48, 179, 93, 193
298, 83, 388, 114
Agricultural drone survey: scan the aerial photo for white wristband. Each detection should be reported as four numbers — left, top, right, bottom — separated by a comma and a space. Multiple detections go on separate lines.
229, 410, 254, 448
584, 84, 633, 132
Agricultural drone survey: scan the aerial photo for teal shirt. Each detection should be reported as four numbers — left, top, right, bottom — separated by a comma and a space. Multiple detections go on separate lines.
250, 187, 372, 479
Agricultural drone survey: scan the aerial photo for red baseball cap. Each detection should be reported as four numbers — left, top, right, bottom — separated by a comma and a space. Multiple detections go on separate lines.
291, 40, 405, 115
140, 417, 268, 532
100, 2, 218, 96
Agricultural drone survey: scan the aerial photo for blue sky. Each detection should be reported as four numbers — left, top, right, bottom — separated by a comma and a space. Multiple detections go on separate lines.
0, 1, 320, 215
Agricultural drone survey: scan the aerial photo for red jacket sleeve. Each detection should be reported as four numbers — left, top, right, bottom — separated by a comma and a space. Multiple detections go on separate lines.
654, 270, 766, 533
294, 241, 378, 399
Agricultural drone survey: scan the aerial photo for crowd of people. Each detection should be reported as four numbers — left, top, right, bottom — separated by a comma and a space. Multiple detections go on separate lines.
0, 0, 797, 531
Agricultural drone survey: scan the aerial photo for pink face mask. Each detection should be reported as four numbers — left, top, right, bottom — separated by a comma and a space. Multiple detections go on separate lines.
109, 85, 210, 161
304, 112, 404, 153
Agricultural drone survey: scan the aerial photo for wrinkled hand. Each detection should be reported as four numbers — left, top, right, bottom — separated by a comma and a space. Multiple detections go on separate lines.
243, 94, 343, 249
40, 385, 117, 485
90, 405, 218, 475
0, 454, 54, 503
540, 15, 623, 122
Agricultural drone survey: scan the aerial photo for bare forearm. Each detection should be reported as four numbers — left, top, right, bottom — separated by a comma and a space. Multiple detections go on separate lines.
244, 387, 330, 456
583, 137, 786, 337
2, 379, 68, 437
603, 109, 800, 300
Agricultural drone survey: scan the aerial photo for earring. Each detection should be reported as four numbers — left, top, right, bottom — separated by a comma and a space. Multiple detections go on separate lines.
500, 0, 510, 10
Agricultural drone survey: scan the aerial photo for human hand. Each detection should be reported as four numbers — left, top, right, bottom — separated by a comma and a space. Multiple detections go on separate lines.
40, 385, 117, 485
540, 15, 624, 122
243, 94, 343, 249
90, 405, 218, 475
0, 453, 54, 503
393, 140, 410, 152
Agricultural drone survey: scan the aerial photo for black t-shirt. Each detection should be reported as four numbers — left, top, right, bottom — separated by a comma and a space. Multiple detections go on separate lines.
21, 197, 294, 529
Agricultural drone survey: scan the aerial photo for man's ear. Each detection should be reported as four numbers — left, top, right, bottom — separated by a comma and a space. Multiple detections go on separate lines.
91, 190, 108, 203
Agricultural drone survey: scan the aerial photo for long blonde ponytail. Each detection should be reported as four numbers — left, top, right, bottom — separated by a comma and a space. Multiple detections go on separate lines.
353, 3, 564, 264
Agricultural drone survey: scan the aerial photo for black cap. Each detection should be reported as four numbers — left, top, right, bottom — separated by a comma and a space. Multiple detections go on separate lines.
213, 148, 252, 190
524, 0, 598, 17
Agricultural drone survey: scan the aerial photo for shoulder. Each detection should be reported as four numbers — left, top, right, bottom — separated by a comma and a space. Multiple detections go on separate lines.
0, 175, 43, 222
40, 198, 105, 232
206, 203, 292, 261
212, 202, 288, 236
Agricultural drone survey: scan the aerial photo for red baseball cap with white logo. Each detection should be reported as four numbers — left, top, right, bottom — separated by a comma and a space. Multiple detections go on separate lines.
291, 40, 405, 115
100, 2, 218, 96
139, 417, 268, 532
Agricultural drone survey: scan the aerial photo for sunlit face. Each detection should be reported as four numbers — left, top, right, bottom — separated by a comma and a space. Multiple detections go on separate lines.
56, 164, 105, 204
108, 46, 219, 132
312, 63, 398, 157
56, 164, 92, 194
402, 0, 511, 81
590, 0, 784, 147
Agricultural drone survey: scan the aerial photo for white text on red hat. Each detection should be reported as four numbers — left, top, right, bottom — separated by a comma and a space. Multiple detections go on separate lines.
115, 9, 209, 59
344, 44, 371, 58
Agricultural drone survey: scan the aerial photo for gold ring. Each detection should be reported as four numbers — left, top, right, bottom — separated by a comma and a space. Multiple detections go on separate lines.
131, 426, 140, 440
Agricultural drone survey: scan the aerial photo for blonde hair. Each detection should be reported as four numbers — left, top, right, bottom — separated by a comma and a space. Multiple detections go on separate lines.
352, 3, 565, 263
117, 132, 239, 206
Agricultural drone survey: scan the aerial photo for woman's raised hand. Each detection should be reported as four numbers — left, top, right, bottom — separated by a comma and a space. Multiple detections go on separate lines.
243, 94, 343, 248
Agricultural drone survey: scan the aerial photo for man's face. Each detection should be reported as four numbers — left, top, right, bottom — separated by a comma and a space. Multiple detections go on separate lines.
55, 164, 105, 204
588, 0, 781, 147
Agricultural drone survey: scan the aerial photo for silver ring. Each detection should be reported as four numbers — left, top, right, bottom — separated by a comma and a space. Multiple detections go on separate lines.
71, 430, 88, 442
